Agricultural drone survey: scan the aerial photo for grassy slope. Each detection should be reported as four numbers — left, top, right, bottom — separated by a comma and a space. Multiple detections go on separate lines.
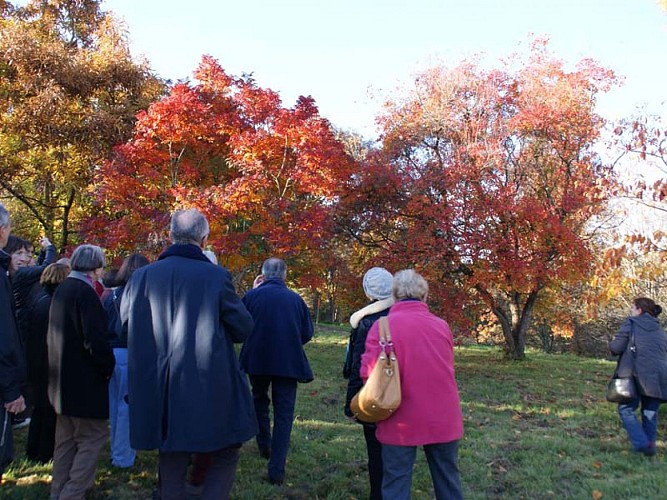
3, 323, 665, 499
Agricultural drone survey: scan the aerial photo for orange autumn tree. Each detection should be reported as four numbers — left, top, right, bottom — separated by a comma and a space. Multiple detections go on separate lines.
85, 56, 356, 285
338, 39, 618, 359
0, 0, 162, 249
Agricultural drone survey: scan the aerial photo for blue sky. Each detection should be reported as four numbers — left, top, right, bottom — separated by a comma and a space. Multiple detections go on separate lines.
101, 0, 666, 138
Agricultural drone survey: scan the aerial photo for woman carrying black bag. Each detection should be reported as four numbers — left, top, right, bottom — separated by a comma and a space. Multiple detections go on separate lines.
609, 297, 667, 456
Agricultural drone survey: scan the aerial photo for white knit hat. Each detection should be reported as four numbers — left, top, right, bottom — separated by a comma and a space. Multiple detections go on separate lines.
362, 267, 393, 300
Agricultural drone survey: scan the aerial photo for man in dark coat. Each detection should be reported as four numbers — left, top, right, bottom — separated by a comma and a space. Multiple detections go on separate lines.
0, 203, 26, 482
239, 257, 314, 485
47, 244, 116, 499
122, 208, 257, 500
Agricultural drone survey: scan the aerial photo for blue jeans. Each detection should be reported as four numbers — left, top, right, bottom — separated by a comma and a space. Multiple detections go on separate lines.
382, 441, 462, 500
618, 396, 660, 451
249, 375, 297, 481
109, 348, 135, 467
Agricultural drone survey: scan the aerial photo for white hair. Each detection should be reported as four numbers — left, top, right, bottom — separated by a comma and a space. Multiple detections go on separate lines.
393, 269, 429, 302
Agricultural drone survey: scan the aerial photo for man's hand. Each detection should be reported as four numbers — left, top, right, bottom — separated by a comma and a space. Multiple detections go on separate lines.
4, 395, 25, 414
39, 236, 52, 249
253, 274, 265, 289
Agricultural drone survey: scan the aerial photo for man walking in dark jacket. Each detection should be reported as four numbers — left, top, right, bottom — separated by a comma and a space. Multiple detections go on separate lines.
0, 203, 26, 482
122, 208, 257, 500
240, 258, 314, 485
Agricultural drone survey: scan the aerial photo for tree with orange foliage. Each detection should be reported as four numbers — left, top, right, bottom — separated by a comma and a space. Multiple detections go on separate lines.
85, 56, 356, 285
0, 0, 162, 248
337, 39, 618, 359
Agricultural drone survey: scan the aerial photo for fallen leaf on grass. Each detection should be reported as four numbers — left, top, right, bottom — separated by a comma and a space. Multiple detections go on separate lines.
592, 490, 603, 499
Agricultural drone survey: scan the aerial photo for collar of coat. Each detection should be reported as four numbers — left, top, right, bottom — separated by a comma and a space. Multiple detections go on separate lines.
0, 249, 9, 272
349, 297, 394, 329
258, 278, 286, 288
68, 270, 95, 289
629, 312, 663, 333
158, 244, 212, 263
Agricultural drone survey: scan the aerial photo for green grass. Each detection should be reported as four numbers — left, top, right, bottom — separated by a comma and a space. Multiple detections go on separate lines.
2, 324, 666, 499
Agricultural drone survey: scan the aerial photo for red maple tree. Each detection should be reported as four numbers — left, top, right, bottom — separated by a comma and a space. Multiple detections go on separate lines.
337, 39, 619, 358
85, 56, 356, 285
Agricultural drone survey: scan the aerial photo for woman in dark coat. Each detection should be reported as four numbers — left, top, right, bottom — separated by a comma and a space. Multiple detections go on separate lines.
344, 267, 394, 500
4, 235, 56, 428
609, 297, 667, 456
24, 262, 70, 463
47, 244, 115, 499
6, 236, 58, 340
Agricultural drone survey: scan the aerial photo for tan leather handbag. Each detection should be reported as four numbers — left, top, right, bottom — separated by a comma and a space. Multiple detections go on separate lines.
350, 316, 401, 423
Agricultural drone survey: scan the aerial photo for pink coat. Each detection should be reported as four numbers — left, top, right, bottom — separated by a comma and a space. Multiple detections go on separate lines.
360, 300, 464, 446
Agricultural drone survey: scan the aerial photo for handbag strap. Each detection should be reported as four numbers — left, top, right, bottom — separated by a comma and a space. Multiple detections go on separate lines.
628, 322, 636, 358
378, 317, 396, 359
379, 316, 391, 344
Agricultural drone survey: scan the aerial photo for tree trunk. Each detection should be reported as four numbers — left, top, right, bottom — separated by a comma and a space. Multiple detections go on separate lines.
60, 187, 76, 250
312, 291, 321, 325
490, 290, 540, 360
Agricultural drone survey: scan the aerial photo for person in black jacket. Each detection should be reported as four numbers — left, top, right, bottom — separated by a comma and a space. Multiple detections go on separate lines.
6, 235, 58, 341
24, 262, 70, 463
343, 267, 394, 500
609, 297, 667, 457
5, 234, 57, 429
47, 244, 115, 499
0, 203, 27, 483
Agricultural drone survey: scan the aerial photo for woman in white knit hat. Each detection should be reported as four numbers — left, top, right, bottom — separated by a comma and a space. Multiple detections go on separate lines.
343, 267, 394, 500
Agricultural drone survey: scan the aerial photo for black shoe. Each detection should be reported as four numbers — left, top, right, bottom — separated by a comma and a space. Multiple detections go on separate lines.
11, 417, 30, 430
269, 477, 283, 486
259, 447, 271, 460
641, 446, 657, 457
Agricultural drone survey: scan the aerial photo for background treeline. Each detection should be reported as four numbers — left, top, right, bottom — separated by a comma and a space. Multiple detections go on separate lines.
1, 1, 665, 359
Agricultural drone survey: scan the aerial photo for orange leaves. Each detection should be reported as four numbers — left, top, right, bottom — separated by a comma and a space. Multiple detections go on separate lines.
86, 56, 357, 281
345, 38, 617, 356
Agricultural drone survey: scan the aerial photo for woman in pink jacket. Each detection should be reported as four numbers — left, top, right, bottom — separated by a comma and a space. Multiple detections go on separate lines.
361, 269, 464, 499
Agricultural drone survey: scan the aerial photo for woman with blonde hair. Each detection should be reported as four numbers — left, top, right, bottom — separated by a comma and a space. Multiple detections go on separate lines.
24, 262, 70, 463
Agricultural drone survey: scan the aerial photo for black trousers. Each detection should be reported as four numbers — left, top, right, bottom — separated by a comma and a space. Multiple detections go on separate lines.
363, 424, 383, 500
26, 405, 56, 463
249, 375, 298, 481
